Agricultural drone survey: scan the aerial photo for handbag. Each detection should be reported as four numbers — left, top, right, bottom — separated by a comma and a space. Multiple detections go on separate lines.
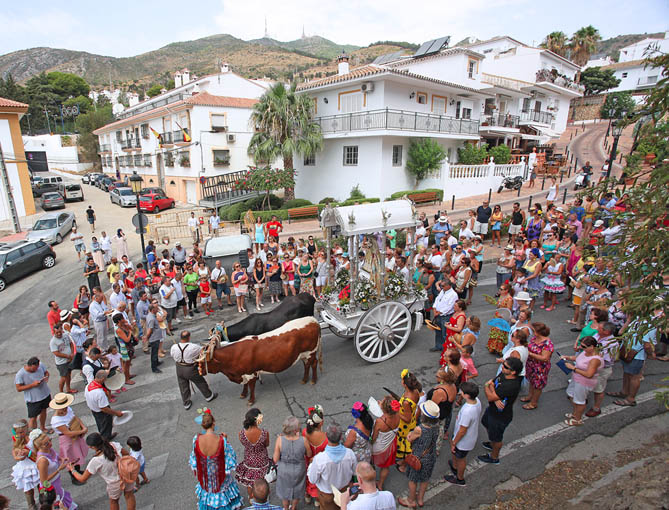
264, 461, 277, 483
618, 343, 638, 363
404, 441, 434, 471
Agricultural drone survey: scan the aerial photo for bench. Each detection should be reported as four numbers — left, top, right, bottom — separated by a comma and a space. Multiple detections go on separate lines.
407, 191, 439, 205
287, 205, 320, 223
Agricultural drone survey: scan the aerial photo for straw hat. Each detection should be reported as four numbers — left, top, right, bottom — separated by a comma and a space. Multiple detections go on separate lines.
515, 291, 532, 302
105, 369, 125, 391
438, 216, 448, 223
49, 393, 74, 410
419, 400, 440, 419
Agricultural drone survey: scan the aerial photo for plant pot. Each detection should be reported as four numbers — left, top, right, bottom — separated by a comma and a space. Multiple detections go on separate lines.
644, 153, 656, 163
360, 302, 369, 311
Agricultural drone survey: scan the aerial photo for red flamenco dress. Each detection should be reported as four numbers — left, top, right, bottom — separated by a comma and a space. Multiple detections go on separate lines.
302, 428, 327, 500
439, 312, 466, 365
190, 433, 243, 510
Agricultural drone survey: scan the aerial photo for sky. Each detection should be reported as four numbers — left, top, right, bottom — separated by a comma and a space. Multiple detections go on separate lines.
1, 0, 667, 57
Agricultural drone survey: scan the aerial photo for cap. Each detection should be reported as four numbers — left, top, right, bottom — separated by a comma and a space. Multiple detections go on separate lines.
176, 241, 182, 246
594, 220, 604, 227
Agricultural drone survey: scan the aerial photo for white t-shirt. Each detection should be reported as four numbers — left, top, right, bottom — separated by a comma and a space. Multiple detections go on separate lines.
51, 407, 75, 434
428, 253, 443, 271
384, 257, 395, 271
159, 284, 178, 308
171, 278, 184, 300
187, 217, 198, 229
415, 226, 428, 249
85, 386, 110, 413
452, 398, 482, 451
130, 449, 145, 467
70, 231, 84, 246
86, 442, 123, 484
347, 490, 397, 510
209, 216, 220, 229
210, 267, 226, 284
459, 228, 474, 240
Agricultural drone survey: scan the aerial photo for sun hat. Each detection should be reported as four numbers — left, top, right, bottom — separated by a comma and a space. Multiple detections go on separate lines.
59, 310, 72, 321
419, 400, 440, 419
49, 393, 74, 410
504, 245, 513, 251
515, 291, 532, 302
594, 219, 604, 227
438, 216, 447, 223
105, 370, 125, 391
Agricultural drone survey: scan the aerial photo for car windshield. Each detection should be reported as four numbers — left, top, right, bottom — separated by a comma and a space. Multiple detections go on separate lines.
43, 193, 61, 199
66, 184, 80, 190
119, 189, 134, 196
33, 218, 57, 230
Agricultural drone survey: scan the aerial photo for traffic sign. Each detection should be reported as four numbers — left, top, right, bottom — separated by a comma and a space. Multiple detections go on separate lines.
132, 213, 149, 229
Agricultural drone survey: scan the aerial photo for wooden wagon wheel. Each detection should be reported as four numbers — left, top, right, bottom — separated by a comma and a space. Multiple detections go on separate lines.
354, 301, 412, 363
329, 325, 354, 339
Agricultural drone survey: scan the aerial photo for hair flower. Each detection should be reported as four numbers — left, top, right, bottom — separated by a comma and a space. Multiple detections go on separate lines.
390, 400, 401, 412
351, 401, 364, 419
256, 413, 264, 426
400, 368, 409, 379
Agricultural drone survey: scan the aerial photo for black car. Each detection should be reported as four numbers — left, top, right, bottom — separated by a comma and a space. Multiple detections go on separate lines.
0, 240, 56, 291
99, 177, 114, 191
32, 182, 60, 197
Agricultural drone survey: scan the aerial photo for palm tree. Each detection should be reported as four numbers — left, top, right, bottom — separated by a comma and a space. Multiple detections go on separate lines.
248, 82, 323, 200
570, 26, 601, 66
540, 31, 568, 57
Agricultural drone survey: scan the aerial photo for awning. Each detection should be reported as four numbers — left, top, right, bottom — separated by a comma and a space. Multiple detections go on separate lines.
537, 127, 561, 139
521, 133, 542, 140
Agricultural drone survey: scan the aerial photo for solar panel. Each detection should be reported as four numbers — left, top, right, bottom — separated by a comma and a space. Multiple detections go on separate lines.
373, 51, 405, 65
414, 40, 435, 57
425, 36, 450, 55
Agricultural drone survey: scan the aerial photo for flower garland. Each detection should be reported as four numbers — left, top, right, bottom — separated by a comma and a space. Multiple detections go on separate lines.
384, 271, 407, 300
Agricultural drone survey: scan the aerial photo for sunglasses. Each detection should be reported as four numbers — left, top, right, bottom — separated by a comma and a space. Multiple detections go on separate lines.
502, 364, 511, 370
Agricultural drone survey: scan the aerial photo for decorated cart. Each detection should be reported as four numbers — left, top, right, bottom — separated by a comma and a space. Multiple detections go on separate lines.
318, 199, 427, 363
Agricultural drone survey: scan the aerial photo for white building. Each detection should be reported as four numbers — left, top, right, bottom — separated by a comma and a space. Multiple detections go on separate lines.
93, 65, 271, 205
618, 32, 669, 62
23, 134, 93, 174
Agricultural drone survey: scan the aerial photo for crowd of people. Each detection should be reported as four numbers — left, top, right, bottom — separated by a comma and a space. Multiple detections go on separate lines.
8, 186, 666, 510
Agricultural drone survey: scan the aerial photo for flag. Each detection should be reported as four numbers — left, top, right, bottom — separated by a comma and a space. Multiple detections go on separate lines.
175, 121, 191, 142
149, 127, 163, 148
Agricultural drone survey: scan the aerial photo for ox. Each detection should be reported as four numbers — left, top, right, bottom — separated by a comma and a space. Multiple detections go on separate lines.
217, 293, 316, 341
199, 316, 322, 405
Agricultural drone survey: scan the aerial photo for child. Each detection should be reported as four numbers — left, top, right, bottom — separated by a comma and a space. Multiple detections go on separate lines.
199, 276, 212, 315
106, 345, 122, 371
460, 345, 478, 380
127, 436, 150, 486
444, 381, 481, 486
568, 267, 586, 325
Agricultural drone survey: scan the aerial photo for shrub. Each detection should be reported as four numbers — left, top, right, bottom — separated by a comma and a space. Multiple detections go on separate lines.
389, 188, 444, 201
319, 197, 337, 204
336, 197, 380, 207
281, 199, 313, 209
349, 185, 366, 200
457, 143, 488, 164
245, 193, 283, 211
489, 144, 511, 165
406, 138, 446, 182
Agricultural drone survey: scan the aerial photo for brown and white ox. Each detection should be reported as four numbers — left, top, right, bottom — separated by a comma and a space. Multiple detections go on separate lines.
198, 316, 322, 405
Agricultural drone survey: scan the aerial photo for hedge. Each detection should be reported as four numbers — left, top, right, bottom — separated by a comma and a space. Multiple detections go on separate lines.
243, 204, 326, 222
388, 188, 444, 201
281, 199, 313, 209
336, 197, 380, 207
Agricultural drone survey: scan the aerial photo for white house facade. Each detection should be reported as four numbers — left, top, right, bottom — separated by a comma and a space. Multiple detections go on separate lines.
93, 65, 270, 205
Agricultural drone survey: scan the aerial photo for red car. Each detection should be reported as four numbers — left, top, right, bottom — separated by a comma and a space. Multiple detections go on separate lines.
139, 191, 175, 213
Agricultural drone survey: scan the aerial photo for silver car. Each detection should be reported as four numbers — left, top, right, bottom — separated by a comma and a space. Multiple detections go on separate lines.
110, 187, 137, 207
26, 211, 77, 245
40, 192, 65, 210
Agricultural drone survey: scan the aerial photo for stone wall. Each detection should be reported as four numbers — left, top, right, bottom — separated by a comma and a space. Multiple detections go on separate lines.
569, 94, 607, 122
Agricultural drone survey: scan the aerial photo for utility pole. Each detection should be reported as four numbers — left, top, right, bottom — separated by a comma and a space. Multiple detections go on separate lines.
0, 143, 22, 233
44, 107, 52, 134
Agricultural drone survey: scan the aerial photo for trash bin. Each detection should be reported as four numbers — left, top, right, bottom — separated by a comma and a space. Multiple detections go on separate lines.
203, 234, 252, 275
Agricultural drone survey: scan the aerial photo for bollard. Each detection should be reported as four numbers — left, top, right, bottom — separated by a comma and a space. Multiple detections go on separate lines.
562, 188, 567, 204
488, 188, 492, 203
560, 171, 564, 183
528, 195, 533, 211
541, 174, 546, 190
570, 153, 574, 163
570, 132, 573, 141
568, 165, 572, 178
619, 152, 623, 163
451, 194, 455, 210
517, 184, 522, 197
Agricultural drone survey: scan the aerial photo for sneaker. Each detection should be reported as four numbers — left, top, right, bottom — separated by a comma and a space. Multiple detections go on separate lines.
184, 402, 192, 410
444, 474, 466, 486
185, 315, 193, 320
193, 309, 201, 314
189, 311, 194, 317
481, 441, 492, 451
174, 318, 182, 324
205, 392, 218, 402
477, 454, 499, 464
152, 369, 162, 374
448, 460, 457, 475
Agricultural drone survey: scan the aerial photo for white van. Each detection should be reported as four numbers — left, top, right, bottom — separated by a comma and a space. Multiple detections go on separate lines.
41, 176, 63, 186
58, 182, 84, 202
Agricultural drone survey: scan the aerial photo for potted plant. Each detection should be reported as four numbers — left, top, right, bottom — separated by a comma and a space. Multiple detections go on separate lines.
179, 155, 190, 167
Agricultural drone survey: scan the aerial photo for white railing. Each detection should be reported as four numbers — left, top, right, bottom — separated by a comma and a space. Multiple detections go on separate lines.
493, 163, 525, 177
448, 160, 525, 179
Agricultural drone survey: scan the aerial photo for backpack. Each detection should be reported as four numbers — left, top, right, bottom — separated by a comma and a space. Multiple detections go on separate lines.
117, 455, 141, 486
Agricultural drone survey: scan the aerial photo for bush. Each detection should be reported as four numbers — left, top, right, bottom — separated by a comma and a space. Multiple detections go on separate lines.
489, 144, 511, 164
388, 188, 444, 201
406, 138, 446, 182
349, 185, 366, 200
281, 199, 313, 209
336, 197, 380, 207
457, 143, 488, 165
319, 197, 337, 204
245, 193, 283, 210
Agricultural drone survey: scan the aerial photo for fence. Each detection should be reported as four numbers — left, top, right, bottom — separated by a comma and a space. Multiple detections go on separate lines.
146, 207, 242, 245
448, 161, 525, 179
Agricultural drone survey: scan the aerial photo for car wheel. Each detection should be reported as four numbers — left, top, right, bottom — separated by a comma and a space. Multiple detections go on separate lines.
0, 277, 5, 291
170, 201, 175, 209
72, 220, 77, 228
42, 255, 56, 268
55, 234, 63, 244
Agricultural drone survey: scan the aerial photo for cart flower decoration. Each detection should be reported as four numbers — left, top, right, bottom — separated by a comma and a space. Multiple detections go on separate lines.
353, 279, 376, 310
384, 271, 407, 300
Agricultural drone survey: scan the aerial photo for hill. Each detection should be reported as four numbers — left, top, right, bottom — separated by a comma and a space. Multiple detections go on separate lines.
595, 32, 665, 60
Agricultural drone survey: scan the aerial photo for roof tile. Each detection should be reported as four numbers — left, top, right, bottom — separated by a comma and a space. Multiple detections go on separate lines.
0, 97, 29, 109
184, 92, 258, 108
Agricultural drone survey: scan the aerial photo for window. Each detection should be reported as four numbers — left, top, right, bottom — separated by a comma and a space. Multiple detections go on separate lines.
621, 72, 628, 78
304, 154, 315, 166
455, 101, 461, 119
211, 113, 227, 130
468, 59, 478, 79
133, 154, 143, 166
534, 100, 542, 112
522, 98, 531, 112
432, 95, 447, 113
6, 249, 21, 263
416, 92, 428, 105
339, 90, 363, 112
213, 149, 230, 166
343, 146, 358, 166
165, 153, 174, 167
143, 154, 152, 167
462, 108, 472, 120
392, 145, 403, 166
141, 124, 149, 139
116, 131, 122, 142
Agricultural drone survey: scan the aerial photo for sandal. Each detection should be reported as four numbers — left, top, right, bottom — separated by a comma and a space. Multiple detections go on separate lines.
606, 391, 627, 398
565, 418, 583, 426
520, 396, 531, 402
564, 413, 574, 419
545, 307, 555, 311
613, 399, 636, 407
66, 389, 79, 394
522, 403, 538, 410
398, 498, 418, 508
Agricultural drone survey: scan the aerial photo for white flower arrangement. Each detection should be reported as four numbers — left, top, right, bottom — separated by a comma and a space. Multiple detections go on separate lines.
384, 271, 407, 300
334, 268, 350, 291
354, 278, 377, 306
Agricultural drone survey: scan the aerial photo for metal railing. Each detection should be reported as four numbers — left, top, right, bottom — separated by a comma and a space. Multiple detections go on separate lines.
114, 93, 187, 120
480, 113, 519, 128
172, 128, 189, 143
314, 108, 479, 136
98, 144, 111, 152
161, 132, 174, 144
520, 110, 553, 125
120, 138, 141, 149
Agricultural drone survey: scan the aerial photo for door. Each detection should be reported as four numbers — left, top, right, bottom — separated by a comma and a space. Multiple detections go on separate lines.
185, 180, 196, 205
58, 213, 70, 236
5, 248, 27, 280
21, 243, 41, 271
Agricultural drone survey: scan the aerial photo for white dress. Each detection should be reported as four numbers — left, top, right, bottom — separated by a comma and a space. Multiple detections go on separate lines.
11, 453, 40, 492
546, 184, 557, 202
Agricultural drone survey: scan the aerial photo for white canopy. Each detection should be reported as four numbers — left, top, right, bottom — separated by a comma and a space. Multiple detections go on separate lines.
329, 199, 421, 236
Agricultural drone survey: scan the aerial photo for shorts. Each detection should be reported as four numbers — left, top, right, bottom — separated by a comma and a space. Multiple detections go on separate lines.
285, 280, 295, 286
27, 395, 51, 418
215, 283, 230, 299
165, 307, 177, 320
56, 363, 71, 377
572, 295, 583, 306
75, 244, 86, 252
492, 221, 502, 231
473, 221, 489, 235
315, 275, 327, 287
200, 296, 212, 304
508, 224, 522, 235
481, 407, 510, 444
622, 359, 644, 375
139, 461, 145, 474
453, 446, 470, 459
87, 217, 94, 224
234, 288, 246, 297
106, 479, 134, 500
176, 298, 186, 307
593, 365, 613, 393
566, 379, 593, 405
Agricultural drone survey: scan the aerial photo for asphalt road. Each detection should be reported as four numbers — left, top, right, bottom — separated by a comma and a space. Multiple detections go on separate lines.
0, 177, 666, 509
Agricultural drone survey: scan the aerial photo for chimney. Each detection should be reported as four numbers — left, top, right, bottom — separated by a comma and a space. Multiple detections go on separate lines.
174, 71, 183, 88
220, 62, 231, 73
182, 69, 190, 84
337, 51, 350, 76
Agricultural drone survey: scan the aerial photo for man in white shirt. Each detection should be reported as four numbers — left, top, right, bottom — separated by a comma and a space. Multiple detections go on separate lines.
82, 347, 106, 384
159, 276, 179, 327
49, 322, 75, 394
209, 212, 221, 236
90, 293, 111, 350
172, 271, 191, 320
445, 381, 482, 486
384, 249, 395, 272
340, 462, 396, 510
210, 260, 233, 309
85, 370, 123, 440
458, 220, 475, 242
187, 212, 200, 242
109, 283, 126, 310
170, 330, 218, 410
395, 256, 410, 286
415, 224, 428, 250
119, 255, 134, 273
598, 218, 623, 257
430, 280, 458, 352
99, 231, 112, 264
307, 425, 357, 510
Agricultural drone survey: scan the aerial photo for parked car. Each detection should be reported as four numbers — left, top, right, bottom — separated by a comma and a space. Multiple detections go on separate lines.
99, 177, 114, 191
31, 175, 44, 186
41, 176, 64, 186
91, 174, 105, 187
0, 240, 56, 291
57, 183, 84, 202
26, 211, 76, 245
108, 181, 125, 192
139, 192, 175, 213
82, 173, 99, 185
110, 187, 137, 207
32, 181, 60, 197
40, 192, 65, 210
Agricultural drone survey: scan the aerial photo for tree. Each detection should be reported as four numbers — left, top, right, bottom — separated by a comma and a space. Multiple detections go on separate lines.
580, 67, 621, 95
146, 84, 162, 98
232, 166, 295, 210
570, 25, 601, 66
96, 95, 111, 109
489, 144, 511, 164
248, 82, 323, 200
457, 143, 488, 164
600, 92, 636, 119
75, 105, 113, 165
406, 138, 446, 182
541, 31, 569, 57
63, 95, 93, 115
0, 74, 26, 102
46, 72, 89, 98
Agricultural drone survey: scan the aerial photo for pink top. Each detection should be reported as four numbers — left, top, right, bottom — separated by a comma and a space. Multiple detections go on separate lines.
572, 352, 603, 389
461, 357, 478, 380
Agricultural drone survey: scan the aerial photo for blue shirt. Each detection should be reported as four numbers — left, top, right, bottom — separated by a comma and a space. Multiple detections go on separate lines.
570, 206, 585, 221
244, 502, 282, 510
432, 222, 450, 243
630, 328, 657, 361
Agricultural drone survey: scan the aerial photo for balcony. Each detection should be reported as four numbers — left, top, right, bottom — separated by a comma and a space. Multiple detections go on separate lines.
480, 113, 519, 129
520, 110, 553, 125
120, 138, 141, 150
636, 76, 658, 89
535, 69, 584, 94
160, 132, 174, 145
172, 128, 190, 143
314, 108, 479, 137
98, 144, 111, 153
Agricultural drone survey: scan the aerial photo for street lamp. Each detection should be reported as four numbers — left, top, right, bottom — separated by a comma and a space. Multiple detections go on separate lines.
606, 120, 623, 180
129, 171, 147, 264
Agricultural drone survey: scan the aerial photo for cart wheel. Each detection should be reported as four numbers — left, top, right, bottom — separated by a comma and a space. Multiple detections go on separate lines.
355, 302, 412, 363
329, 325, 354, 339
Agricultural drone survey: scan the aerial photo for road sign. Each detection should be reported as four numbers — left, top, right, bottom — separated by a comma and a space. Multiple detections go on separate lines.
132, 213, 149, 229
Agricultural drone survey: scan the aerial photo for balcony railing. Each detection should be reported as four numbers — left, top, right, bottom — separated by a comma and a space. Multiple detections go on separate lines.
172, 128, 190, 143
98, 144, 111, 152
114, 93, 187, 120
161, 132, 174, 145
480, 113, 519, 129
535, 69, 585, 93
520, 110, 553, 125
314, 108, 479, 136
120, 138, 141, 150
